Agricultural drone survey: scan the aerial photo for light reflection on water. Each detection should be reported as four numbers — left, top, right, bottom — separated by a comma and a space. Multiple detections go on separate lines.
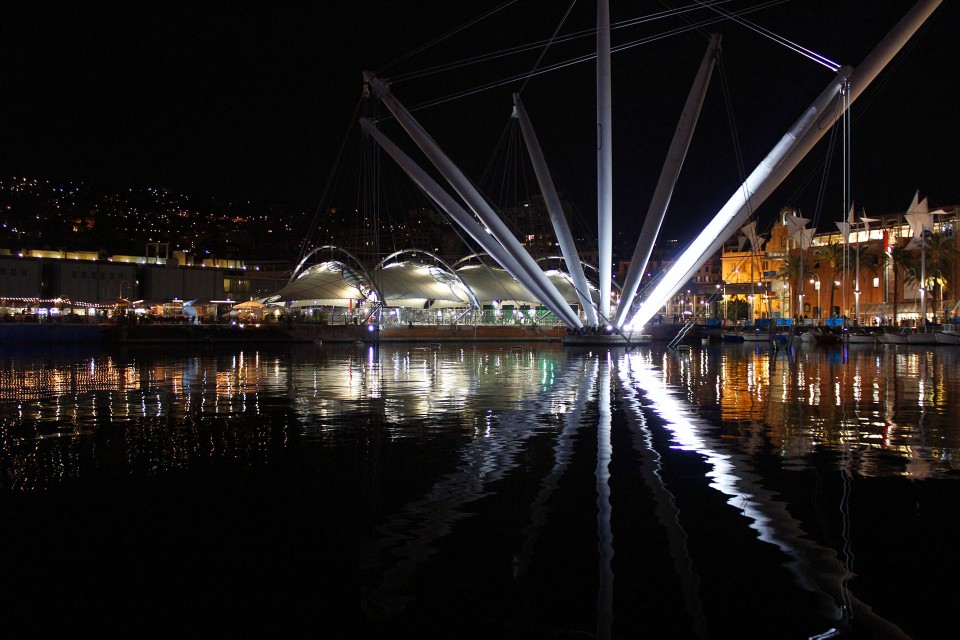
664, 343, 960, 478
1, 343, 958, 637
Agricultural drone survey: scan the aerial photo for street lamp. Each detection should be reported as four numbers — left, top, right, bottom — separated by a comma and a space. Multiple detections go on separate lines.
723, 282, 728, 322
810, 274, 821, 323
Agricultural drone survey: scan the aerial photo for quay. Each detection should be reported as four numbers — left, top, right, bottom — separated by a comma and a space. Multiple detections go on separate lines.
0, 320, 686, 345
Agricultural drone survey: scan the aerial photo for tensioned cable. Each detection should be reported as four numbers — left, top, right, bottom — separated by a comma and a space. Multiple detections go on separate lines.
517, 0, 578, 97
810, 124, 839, 232
402, 1, 787, 114
769, 23, 929, 228
693, 0, 840, 72
296, 95, 366, 267
642, 0, 767, 310
391, 0, 740, 85
379, 0, 519, 74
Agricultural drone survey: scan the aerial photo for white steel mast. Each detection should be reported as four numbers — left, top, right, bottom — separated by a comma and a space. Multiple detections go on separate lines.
596, 0, 613, 323
359, 119, 582, 326
363, 74, 584, 329
614, 33, 721, 329
626, 0, 942, 330
513, 94, 599, 324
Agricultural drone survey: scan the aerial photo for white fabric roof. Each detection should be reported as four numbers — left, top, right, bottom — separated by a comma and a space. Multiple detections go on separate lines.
270, 261, 369, 305
376, 262, 473, 307
267, 259, 598, 310
455, 264, 538, 306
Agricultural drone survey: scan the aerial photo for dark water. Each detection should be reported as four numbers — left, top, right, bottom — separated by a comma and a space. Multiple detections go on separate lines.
1, 342, 957, 638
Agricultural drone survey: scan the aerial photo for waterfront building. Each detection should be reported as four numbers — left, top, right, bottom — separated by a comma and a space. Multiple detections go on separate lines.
721, 204, 960, 326
0, 248, 230, 318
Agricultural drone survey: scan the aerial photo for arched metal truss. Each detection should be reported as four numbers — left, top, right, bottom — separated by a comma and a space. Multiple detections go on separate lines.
377, 249, 481, 309
290, 245, 384, 304
535, 256, 623, 293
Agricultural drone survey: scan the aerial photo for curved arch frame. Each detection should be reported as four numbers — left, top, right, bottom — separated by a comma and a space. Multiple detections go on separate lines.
536, 256, 622, 293
290, 245, 383, 305
377, 248, 480, 309
451, 253, 491, 269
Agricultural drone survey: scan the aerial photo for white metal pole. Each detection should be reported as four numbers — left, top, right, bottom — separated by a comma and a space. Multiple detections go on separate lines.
364, 74, 584, 329
615, 34, 721, 329
627, 0, 942, 330
513, 94, 598, 324
597, 0, 613, 321
359, 118, 581, 327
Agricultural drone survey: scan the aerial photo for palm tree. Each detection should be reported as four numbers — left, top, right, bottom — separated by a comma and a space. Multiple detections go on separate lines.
817, 242, 844, 317
889, 242, 914, 326
777, 254, 809, 318
922, 231, 959, 322
858, 244, 886, 282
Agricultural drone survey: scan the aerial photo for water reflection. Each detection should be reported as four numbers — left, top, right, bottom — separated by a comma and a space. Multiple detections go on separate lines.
665, 344, 960, 477
624, 350, 910, 638
1, 343, 958, 637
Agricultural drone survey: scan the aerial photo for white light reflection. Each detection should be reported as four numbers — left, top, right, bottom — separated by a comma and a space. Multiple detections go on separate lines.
596, 353, 613, 640
513, 358, 596, 579
361, 352, 587, 616
623, 352, 826, 596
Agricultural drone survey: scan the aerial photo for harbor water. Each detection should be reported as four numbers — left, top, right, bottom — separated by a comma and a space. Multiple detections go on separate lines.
1, 342, 957, 638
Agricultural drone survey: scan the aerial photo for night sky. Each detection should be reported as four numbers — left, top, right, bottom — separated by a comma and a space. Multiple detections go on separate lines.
3, 1, 958, 244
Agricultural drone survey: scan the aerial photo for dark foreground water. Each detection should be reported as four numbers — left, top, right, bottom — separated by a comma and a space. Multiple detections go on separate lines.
1, 342, 957, 638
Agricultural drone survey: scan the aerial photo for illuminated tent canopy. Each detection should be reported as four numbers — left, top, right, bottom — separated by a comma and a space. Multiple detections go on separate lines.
377, 261, 474, 308
267, 252, 599, 311
270, 261, 371, 307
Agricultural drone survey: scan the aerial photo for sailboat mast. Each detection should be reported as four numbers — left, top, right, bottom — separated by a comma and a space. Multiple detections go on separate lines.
855, 216, 861, 326
597, 0, 613, 323
920, 236, 927, 326
842, 80, 851, 324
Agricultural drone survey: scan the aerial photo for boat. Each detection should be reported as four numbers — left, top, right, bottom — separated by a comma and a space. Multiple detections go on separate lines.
721, 332, 745, 343
934, 330, 960, 345
906, 331, 938, 345
813, 330, 843, 347
845, 330, 877, 345
934, 323, 960, 345
877, 328, 910, 344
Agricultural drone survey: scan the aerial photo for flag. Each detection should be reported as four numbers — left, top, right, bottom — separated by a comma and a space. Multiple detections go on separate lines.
905, 212, 932, 238
835, 221, 851, 243
797, 228, 816, 250
784, 214, 809, 239
904, 191, 931, 238
740, 221, 764, 251
905, 190, 920, 215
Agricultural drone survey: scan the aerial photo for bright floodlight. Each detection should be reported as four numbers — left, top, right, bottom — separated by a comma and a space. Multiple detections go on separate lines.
624, 208, 738, 331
